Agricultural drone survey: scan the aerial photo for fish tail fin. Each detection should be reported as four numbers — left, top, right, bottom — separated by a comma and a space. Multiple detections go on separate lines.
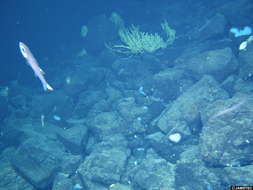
43, 83, 54, 91
46, 83, 54, 91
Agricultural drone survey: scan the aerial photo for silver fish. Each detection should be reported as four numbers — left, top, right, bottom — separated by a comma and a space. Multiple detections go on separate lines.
19, 42, 53, 91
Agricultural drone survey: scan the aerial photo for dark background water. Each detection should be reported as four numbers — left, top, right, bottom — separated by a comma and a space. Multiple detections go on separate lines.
1, 0, 128, 83
0, 0, 224, 85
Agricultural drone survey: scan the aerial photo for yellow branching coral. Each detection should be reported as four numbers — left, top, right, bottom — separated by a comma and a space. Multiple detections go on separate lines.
161, 20, 176, 45
112, 21, 176, 54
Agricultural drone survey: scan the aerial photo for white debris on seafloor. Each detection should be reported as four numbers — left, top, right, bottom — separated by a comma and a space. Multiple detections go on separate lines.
168, 133, 181, 143
239, 35, 253, 51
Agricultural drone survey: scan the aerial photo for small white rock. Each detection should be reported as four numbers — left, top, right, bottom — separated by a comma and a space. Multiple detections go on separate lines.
168, 133, 181, 143
239, 41, 247, 51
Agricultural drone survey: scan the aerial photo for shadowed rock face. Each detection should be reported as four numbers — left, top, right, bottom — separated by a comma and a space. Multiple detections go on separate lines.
11, 136, 65, 189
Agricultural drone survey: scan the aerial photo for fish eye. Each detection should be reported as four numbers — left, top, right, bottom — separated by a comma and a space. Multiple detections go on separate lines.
20, 45, 28, 58
21, 47, 25, 52
20, 47, 27, 55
